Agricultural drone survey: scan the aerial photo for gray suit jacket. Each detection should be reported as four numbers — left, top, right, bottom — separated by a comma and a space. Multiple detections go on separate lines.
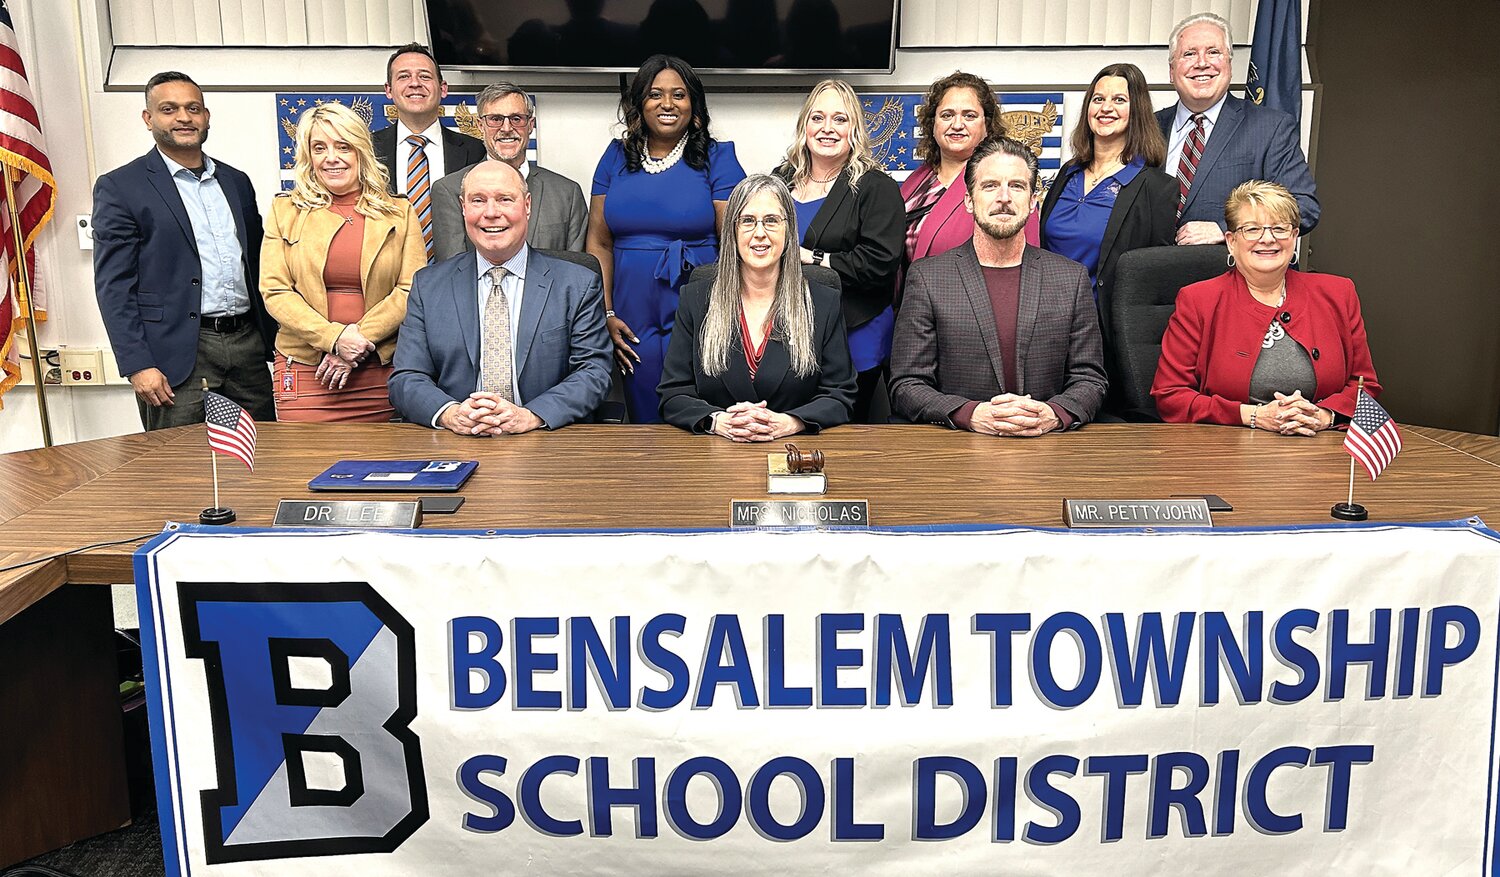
431, 163, 588, 260
388, 248, 612, 429
1156, 95, 1319, 234
889, 242, 1107, 427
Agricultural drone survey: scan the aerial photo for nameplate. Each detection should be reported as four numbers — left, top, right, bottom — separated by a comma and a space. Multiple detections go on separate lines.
730, 500, 869, 529
1064, 498, 1212, 529
275, 500, 422, 529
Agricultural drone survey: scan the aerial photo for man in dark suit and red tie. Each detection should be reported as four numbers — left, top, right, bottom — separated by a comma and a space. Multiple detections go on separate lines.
1157, 12, 1319, 245
371, 43, 486, 261
92, 71, 277, 430
889, 137, 1107, 433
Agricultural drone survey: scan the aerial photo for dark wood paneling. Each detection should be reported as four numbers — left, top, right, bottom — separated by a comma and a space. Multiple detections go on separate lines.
1308, 0, 1500, 434
0, 585, 129, 864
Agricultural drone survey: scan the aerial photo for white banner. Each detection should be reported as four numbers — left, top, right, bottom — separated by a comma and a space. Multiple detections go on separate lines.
136, 523, 1500, 875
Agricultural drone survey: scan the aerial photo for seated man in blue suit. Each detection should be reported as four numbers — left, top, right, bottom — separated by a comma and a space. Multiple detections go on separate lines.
390, 160, 611, 434
1157, 12, 1319, 245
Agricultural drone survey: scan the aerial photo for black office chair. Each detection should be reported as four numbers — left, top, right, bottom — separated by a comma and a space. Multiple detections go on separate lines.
1106, 244, 1228, 421
687, 261, 843, 292
535, 249, 624, 424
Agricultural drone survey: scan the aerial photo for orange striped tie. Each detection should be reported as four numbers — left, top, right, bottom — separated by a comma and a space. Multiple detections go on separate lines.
405, 134, 434, 262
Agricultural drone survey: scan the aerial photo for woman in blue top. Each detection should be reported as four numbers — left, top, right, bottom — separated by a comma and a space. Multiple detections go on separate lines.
586, 54, 746, 423
1040, 63, 1176, 313
773, 79, 903, 423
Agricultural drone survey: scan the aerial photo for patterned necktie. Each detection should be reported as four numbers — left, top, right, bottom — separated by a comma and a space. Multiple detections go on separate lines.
1175, 113, 1206, 219
405, 134, 434, 262
480, 265, 514, 401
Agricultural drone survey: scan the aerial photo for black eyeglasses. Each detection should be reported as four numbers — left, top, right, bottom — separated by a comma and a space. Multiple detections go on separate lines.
1234, 224, 1296, 240
479, 113, 533, 129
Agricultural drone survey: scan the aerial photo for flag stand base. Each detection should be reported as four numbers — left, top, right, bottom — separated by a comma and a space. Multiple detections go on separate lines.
1330, 502, 1368, 521
199, 507, 236, 525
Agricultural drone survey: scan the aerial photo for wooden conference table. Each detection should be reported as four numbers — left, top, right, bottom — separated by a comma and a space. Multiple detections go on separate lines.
1, 422, 1498, 864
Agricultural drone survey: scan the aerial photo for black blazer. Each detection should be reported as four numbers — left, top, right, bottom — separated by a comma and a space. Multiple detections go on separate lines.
1039, 162, 1176, 346
372, 123, 487, 194
774, 165, 904, 330
658, 280, 857, 432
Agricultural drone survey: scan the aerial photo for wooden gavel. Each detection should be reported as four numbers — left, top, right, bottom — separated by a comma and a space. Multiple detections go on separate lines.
784, 443, 825, 474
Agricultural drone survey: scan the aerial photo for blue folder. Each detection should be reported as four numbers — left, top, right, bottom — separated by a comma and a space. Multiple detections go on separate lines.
308, 460, 479, 492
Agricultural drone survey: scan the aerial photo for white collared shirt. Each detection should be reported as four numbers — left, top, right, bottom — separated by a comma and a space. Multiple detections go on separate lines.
1165, 93, 1229, 178
394, 119, 446, 196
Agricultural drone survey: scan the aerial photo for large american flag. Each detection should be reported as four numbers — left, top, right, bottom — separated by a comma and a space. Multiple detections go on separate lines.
0, 0, 54, 410
205, 391, 257, 471
1344, 389, 1401, 481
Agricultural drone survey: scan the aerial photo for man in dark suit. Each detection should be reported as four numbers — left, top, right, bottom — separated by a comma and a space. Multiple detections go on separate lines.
889, 137, 1107, 433
371, 44, 486, 259
430, 82, 588, 259
1157, 12, 1319, 244
93, 71, 276, 430
389, 161, 611, 434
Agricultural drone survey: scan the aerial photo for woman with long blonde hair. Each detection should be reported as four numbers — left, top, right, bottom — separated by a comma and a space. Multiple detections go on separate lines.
658, 175, 856, 438
775, 78, 903, 422
261, 102, 425, 421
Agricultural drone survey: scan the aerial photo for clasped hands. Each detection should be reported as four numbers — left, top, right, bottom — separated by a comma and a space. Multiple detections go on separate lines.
970, 393, 1061, 437
711, 401, 804, 442
1250, 390, 1331, 436
439, 392, 543, 436
315, 324, 378, 389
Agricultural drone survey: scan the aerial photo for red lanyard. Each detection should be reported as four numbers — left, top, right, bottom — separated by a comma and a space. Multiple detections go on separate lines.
739, 307, 773, 379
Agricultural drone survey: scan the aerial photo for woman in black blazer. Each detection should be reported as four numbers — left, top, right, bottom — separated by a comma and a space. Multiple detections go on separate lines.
773, 79, 903, 423
658, 175, 856, 438
1040, 63, 1177, 323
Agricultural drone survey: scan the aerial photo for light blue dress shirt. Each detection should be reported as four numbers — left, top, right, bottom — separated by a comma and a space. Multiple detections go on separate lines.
159, 149, 249, 318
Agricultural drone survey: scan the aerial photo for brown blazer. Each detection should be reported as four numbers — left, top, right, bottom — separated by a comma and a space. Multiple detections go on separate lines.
260, 194, 426, 365
889, 241, 1107, 427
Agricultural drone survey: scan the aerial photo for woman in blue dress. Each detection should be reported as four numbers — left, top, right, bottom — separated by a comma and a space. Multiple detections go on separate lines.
586, 54, 746, 423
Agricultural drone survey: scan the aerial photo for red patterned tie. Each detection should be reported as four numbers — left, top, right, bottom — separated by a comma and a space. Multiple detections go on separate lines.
405, 134, 434, 262
1175, 113, 1206, 219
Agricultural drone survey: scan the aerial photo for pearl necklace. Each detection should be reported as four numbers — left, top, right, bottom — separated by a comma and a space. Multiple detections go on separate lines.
641, 135, 687, 174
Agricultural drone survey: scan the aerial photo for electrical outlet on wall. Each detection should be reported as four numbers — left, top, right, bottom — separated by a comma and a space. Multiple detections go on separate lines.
77, 215, 93, 250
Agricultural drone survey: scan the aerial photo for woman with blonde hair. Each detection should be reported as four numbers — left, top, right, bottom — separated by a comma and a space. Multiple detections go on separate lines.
1152, 180, 1380, 432
262, 102, 426, 421
774, 78, 903, 422
658, 175, 856, 438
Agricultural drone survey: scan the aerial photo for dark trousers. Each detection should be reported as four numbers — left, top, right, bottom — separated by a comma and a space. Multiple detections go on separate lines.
138, 323, 275, 430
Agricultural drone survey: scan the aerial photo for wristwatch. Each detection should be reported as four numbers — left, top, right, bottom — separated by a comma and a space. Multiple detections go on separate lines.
812, 249, 827, 267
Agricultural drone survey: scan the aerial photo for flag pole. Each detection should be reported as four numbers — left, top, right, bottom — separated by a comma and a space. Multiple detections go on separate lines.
1332, 376, 1369, 521
4, 165, 51, 447
200, 379, 236, 525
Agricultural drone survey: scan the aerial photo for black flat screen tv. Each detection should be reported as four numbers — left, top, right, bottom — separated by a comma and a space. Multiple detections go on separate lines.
425, 0, 900, 74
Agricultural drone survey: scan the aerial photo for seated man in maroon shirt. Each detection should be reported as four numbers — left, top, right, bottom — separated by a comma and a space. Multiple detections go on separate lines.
888, 136, 1107, 435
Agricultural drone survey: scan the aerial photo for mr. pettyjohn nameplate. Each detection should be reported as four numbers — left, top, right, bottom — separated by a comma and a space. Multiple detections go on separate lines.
731, 499, 869, 529
1064, 498, 1213, 529
275, 499, 423, 528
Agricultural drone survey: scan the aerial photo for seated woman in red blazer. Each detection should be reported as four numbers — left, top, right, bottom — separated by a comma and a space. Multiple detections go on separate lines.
1151, 180, 1380, 434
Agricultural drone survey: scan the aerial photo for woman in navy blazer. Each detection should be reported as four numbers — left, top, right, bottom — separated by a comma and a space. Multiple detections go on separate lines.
658, 175, 856, 437
1152, 181, 1380, 433
1040, 63, 1177, 308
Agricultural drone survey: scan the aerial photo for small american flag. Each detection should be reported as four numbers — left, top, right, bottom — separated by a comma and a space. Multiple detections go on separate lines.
205, 390, 257, 471
1344, 388, 1400, 480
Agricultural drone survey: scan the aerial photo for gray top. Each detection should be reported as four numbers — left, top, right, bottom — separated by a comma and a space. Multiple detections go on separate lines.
1249, 319, 1317, 404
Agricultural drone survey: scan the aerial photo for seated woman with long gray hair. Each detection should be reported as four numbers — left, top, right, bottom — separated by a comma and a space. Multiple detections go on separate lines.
658, 174, 857, 439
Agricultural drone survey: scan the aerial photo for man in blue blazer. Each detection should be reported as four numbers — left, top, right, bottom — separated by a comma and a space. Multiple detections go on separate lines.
93, 71, 276, 430
389, 161, 611, 434
1156, 13, 1319, 245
